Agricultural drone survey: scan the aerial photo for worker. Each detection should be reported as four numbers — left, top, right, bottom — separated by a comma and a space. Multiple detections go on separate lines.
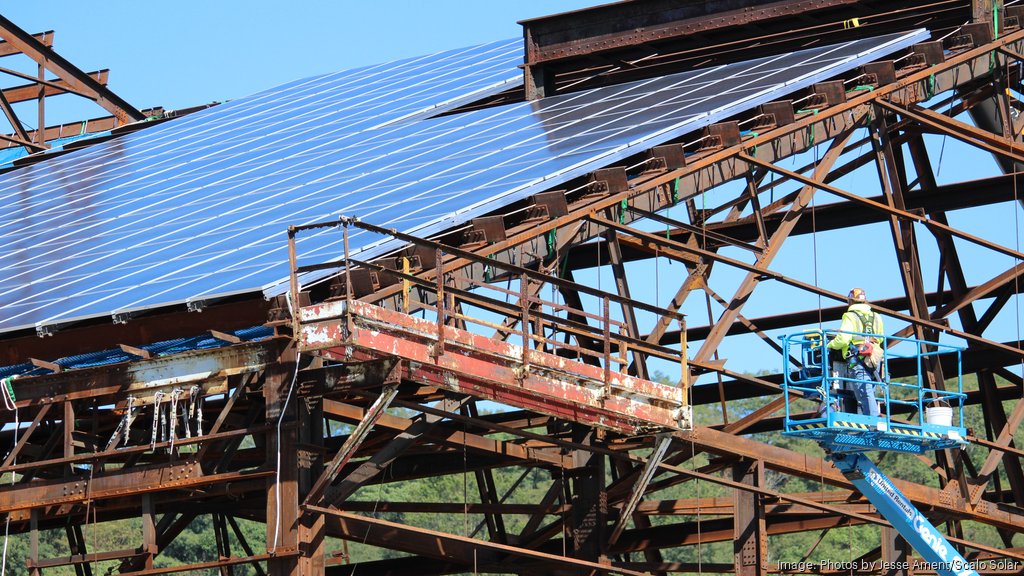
826, 288, 884, 417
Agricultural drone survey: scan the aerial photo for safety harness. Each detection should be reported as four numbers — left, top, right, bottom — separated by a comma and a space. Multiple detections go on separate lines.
847, 309, 883, 381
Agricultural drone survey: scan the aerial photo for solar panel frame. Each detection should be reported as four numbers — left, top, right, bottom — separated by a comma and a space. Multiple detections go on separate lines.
0, 30, 926, 335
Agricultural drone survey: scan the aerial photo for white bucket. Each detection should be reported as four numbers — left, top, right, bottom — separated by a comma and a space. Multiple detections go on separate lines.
925, 405, 953, 427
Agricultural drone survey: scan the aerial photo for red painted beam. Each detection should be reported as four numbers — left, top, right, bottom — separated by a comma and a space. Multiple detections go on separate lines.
299, 300, 685, 434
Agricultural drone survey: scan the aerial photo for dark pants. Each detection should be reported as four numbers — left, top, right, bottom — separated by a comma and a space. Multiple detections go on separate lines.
833, 361, 879, 417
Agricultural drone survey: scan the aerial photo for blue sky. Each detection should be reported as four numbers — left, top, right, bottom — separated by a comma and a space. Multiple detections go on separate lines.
2, 1, 595, 116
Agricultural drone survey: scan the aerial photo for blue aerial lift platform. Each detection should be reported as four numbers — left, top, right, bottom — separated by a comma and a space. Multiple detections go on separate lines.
780, 330, 978, 576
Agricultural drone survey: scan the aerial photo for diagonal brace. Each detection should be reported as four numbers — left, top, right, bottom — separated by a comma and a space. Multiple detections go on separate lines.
305, 380, 400, 506
608, 434, 672, 546
0, 14, 144, 123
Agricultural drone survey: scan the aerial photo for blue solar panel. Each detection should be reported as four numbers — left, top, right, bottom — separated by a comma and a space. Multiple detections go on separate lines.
0, 30, 925, 335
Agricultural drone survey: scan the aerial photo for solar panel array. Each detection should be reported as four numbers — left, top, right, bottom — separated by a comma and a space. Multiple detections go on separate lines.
0, 30, 926, 335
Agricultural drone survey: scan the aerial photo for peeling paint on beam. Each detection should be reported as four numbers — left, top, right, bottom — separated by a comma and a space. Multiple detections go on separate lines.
300, 300, 685, 433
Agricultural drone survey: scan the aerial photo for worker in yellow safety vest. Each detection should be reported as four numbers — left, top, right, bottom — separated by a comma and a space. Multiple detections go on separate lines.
826, 288, 884, 417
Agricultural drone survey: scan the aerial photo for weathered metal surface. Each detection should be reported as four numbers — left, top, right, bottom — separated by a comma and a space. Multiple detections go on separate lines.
0, 461, 271, 513
680, 426, 1024, 532
521, 0, 861, 65
312, 504, 648, 576
322, 399, 570, 468
300, 300, 685, 433
0, 14, 143, 123
6, 5, 1024, 575
1, 340, 280, 414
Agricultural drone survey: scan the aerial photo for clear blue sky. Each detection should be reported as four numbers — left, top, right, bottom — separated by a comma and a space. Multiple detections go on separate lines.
2, 1, 597, 117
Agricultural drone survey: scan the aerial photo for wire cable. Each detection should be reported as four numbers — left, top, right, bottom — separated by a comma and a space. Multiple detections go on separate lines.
271, 291, 301, 554
0, 399, 16, 576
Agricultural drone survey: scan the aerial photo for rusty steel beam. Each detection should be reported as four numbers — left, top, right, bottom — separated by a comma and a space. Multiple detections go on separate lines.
0, 70, 108, 104
611, 513, 863, 553
0, 297, 272, 366
521, 0, 860, 66
0, 339, 279, 415
350, 28, 1024, 318
680, 427, 1024, 533
320, 395, 471, 505
305, 384, 399, 506
518, 0, 970, 97
322, 398, 568, 468
300, 300, 685, 434
0, 15, 144, 123
878, 100, 1024, 165
0, 461, 272, 514
0, 30, 51, 55
312, 504, 649, 576
0, 109, 160, 150
0, 86, 43, 152
120, 552, 289, 576
608, 434, 671, 546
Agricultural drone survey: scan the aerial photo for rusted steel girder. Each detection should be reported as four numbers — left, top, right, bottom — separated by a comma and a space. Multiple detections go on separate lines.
349, 27, 1024, 353
0, 339, 281, 418
0, 297, 272, 365
521, 0, 861, 66
299, 299, 686, 434
0, 461, 272, 515
9, 6, 1024, 569
679, 427, 1024, 533
0, 70, 108, 105
0, 15, 143, 123
322, 399, 569, 468
311, 504, 649, 576
304, 385, 399, 506
333, 494, 874, 517
519, 0, 971, 98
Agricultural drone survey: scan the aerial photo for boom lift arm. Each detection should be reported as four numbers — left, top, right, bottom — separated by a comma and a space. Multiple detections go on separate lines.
831, 452, 979, 576
781, 330, 977, 576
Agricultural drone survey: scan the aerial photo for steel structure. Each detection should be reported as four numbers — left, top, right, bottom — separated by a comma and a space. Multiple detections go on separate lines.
2, 1, 1024, 575
0, 14, 143, 153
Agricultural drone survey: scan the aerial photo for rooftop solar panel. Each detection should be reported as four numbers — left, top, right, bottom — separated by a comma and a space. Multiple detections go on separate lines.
0, 30, 926, 335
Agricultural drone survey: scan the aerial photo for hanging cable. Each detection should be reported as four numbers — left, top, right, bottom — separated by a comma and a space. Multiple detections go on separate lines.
168, 388, 181, 452
272, 290, 302, 554
189, 385, 201, 438
1014, 141, 1022, 384
105, 396, 137, 451
811, 138, 823, 329
151, 392, 165, 451
0, 376, 17, 576
692, 438, 702, 576
463, 412, 469, 537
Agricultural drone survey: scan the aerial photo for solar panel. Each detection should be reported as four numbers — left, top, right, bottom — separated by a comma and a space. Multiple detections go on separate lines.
0, 30, 926, 335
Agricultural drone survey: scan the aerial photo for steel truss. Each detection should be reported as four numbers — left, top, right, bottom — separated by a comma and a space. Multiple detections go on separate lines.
3, 8, 1024, 576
